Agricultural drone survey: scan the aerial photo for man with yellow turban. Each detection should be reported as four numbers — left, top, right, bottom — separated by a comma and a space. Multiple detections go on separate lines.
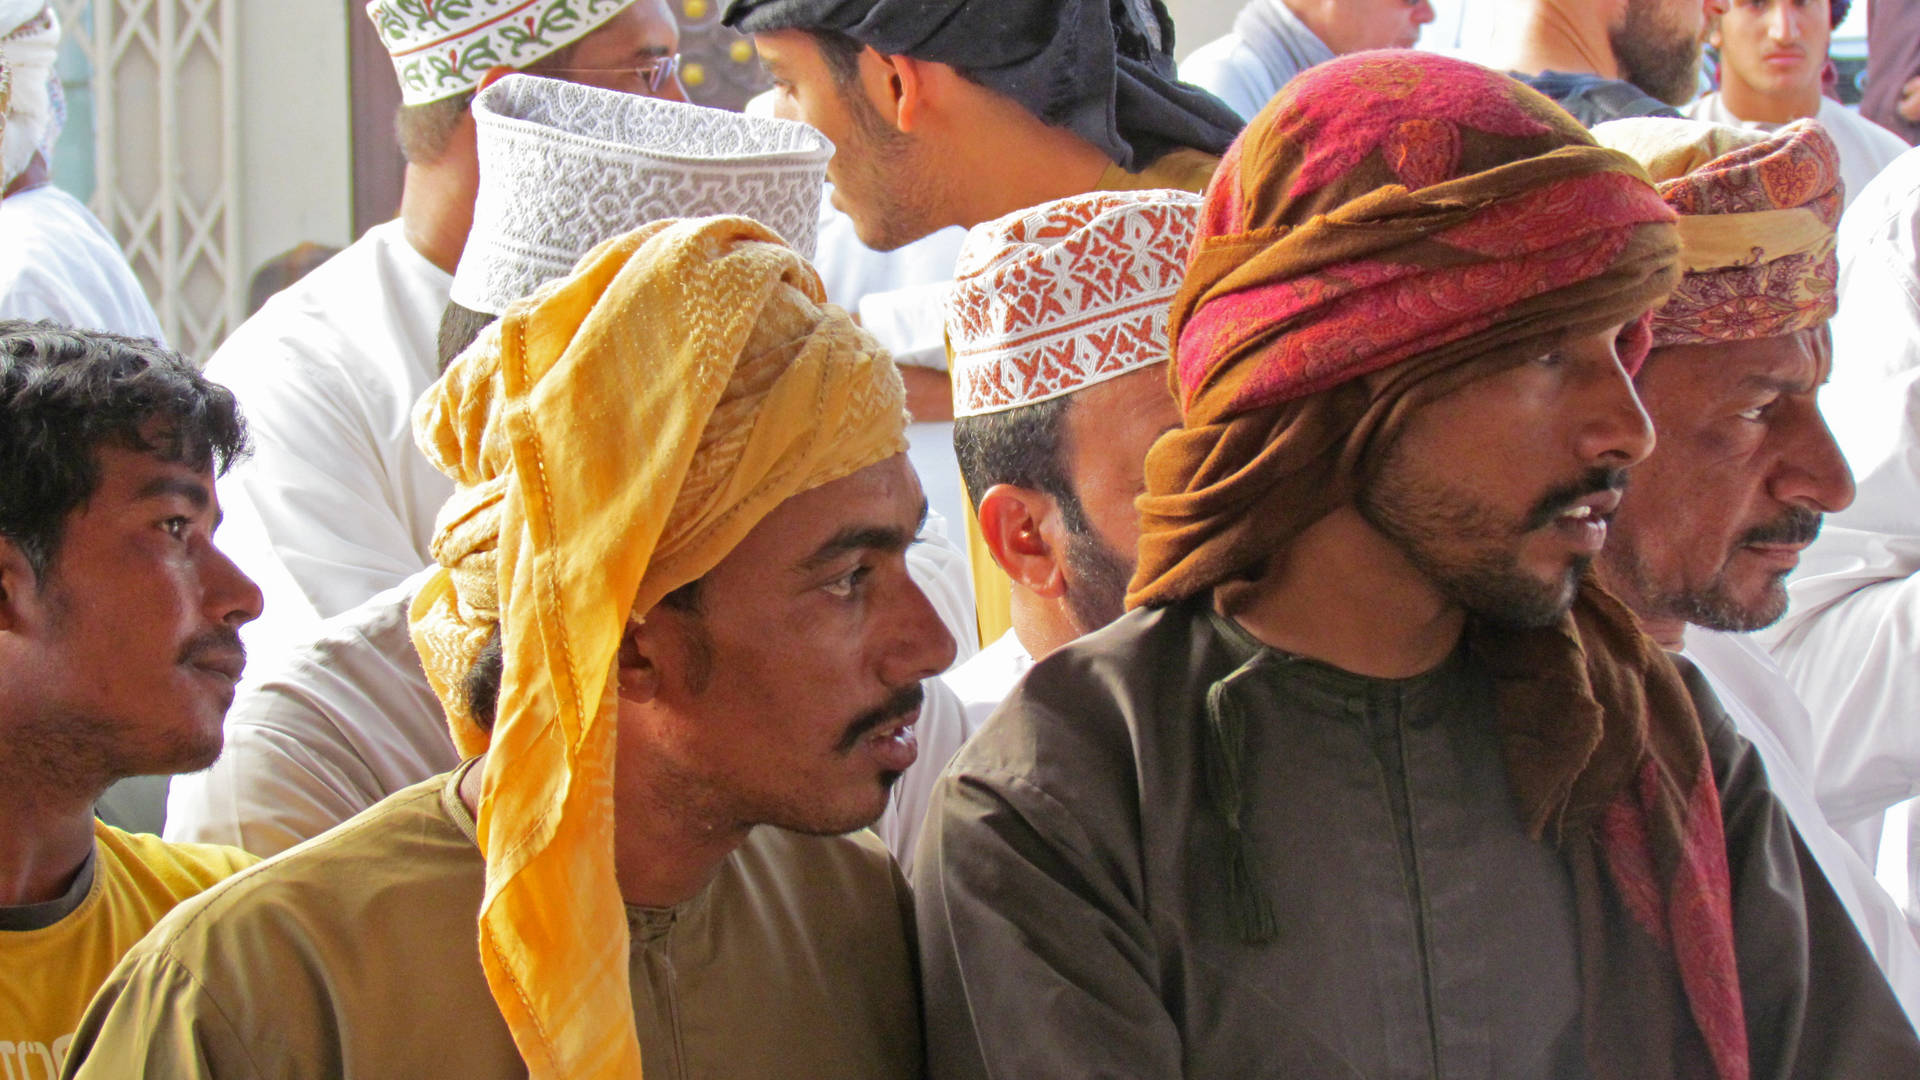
1592, 116, 1920, 1022
914, 52, 1920, 1078
62, 216, 956, 1079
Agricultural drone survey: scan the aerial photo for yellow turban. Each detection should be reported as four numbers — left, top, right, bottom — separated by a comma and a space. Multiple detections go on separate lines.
408, 215, 908, 1079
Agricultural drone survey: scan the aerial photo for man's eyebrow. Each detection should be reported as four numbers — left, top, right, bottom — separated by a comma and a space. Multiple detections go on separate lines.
135, 475, 211, 509
795, 499, 930, 572
1739, 372, 1815, 395
135, 475, 222, 527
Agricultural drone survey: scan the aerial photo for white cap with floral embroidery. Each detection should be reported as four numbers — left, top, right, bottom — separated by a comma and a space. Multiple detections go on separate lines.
365, 0, 636, 106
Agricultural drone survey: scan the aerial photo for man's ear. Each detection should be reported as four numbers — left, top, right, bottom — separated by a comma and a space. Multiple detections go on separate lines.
859, 47, 930, 133
978, 484, 1067, 599
614, 617, 664, 703
0, 539, 39, 633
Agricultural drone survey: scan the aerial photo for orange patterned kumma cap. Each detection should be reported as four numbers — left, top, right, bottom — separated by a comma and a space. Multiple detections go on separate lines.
946, 189, 1202, 418
1595, 117, 1841, 349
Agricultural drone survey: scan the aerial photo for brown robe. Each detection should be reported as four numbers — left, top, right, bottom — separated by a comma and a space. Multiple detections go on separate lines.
914, 601, 1920, 1079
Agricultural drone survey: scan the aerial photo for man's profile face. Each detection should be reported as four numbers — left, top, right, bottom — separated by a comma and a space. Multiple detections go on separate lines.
1612, 0, 1725, 105
1315, 0, 1437, 55
630, 453, 956, 835
1600, 328, 1853, 633
1711, 0, 1830, 107
546, 0, 687, 102
2, 444, 262, 785
1055, 366, 1181, 634
1358, 321, 1656, 629
753, 29, 939, 251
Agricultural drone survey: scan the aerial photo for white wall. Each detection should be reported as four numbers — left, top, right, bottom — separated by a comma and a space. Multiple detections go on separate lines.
235, 0, 354, 275
1166, 0, 1237, 61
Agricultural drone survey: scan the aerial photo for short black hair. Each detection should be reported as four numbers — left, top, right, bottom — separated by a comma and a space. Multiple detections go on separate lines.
459, 576, 707, 731
810, 28, 865, 86
0, 320, 248, 578
806, 27, 983, 92
952, 395, 1095, 537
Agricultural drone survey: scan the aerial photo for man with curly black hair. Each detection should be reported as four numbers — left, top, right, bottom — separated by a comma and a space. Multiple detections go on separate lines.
0, 320, 261, 1074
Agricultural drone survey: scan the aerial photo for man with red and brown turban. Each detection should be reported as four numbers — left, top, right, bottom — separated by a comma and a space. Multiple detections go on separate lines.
913, 51, 1920, 1079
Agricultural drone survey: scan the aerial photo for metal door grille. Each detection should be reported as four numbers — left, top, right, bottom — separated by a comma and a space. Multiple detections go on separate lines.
49, 0, 239, 361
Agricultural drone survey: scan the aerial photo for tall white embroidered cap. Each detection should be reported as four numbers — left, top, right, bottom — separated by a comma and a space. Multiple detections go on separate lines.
945, 188, 1201, 418
365, 0, 636, 106
451, 74, 834, 315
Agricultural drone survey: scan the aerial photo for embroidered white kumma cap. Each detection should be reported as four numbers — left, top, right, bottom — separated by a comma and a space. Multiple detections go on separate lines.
366, 0, 636, 106
451, 74, 833, 315
946, 188, 1201, 418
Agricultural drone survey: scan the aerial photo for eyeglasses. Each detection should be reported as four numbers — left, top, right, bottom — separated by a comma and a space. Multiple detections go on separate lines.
543, 53, 682, 96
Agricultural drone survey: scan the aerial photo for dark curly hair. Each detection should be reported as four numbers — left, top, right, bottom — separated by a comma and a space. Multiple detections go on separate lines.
0, 320, 249, 578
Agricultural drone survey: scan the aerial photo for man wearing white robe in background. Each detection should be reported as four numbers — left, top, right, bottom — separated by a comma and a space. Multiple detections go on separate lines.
1592, 116, 1920, 1016
1687, 0, 1905, 211
1760, 143, 1920, 924
1180, 0, 1436, 121
203, 0, 686, 668
927, 190, 1193, 747
0, 6, 163, 342
167, 76, 975, 867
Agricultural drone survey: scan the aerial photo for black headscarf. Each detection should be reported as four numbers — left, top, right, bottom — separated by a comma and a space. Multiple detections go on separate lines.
722, 0, 1242, 170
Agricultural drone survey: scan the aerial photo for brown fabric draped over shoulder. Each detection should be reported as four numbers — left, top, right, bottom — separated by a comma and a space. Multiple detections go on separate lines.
1128, 52, 1755, 1080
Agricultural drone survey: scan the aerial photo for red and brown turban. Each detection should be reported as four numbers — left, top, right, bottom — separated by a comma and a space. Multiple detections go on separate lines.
1595, 117, 1841, 349
1130, 50, 1679, 606
1128, 52, 1759, 1080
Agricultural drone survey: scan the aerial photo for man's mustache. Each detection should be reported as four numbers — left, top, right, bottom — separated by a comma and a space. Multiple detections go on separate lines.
834, 683, 925, 754
1740, 506, 1822, 548
177, 626, 246, 670
1521, 467, 1629, 532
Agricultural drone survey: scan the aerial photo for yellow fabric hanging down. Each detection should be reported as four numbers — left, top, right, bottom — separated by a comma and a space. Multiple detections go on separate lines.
408, 216, 908, 1080
960, 150, 1220, 646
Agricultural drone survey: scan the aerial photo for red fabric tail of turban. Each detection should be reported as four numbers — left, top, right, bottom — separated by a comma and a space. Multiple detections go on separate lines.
1128, 51, 1752, 1080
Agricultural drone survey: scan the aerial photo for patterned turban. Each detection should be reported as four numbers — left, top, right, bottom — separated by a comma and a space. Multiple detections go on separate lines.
1131, 50, 1680, 608
1594, 117, 1841, 349
365, 0, 637, 105
1128, 52, 1762, 1080
1, 5, 59, 188
410, 216, 907, 1079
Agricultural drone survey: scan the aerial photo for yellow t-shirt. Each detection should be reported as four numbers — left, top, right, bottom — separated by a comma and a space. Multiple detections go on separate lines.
0, 822, 255, 1072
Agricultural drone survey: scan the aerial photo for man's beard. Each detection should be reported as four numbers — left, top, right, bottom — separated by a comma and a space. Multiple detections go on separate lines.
1062, 523, 1133, 636
1359, 454, 1627, 631
1610, 506, 1823, 633
836, 83, 942, 252
1610, 0, 1705, 106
